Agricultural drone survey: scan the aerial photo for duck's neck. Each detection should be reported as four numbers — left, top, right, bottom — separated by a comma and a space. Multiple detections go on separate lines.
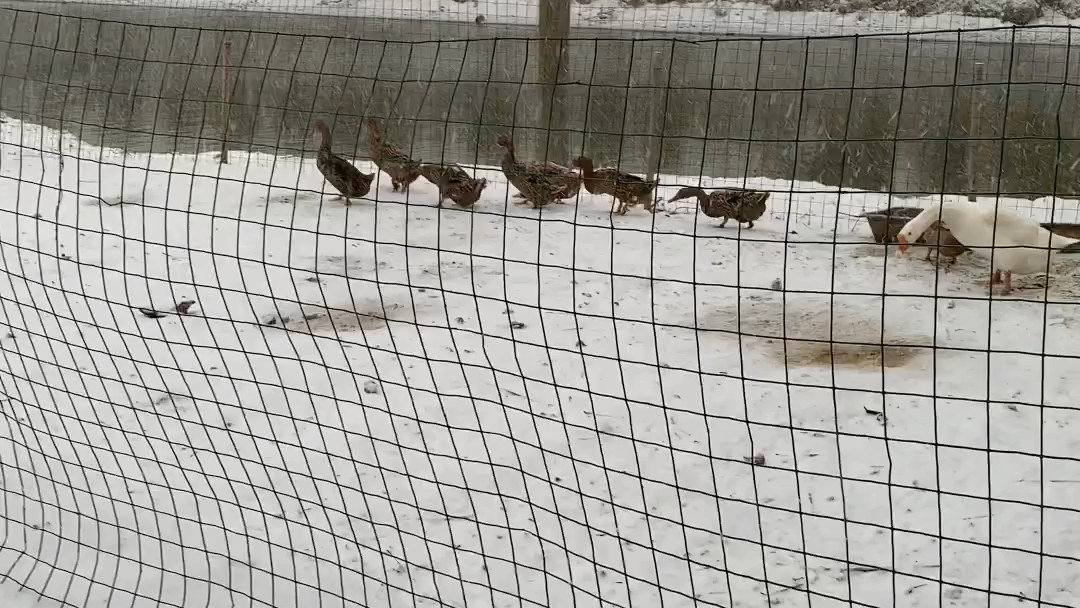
316, 141, 333, 162
903, 203, 944, 242
314, 130, 333, 161
501, 146, 517, 170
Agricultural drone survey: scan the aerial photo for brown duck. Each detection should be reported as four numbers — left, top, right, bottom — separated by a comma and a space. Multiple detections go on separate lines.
419, 164, 488, 209
668, 186, 770, 228
367, 118, 422, 192
571, 156, 657, 215
496, 135, 581, 208
311, 119, 375, 205
919, 220, 969, 267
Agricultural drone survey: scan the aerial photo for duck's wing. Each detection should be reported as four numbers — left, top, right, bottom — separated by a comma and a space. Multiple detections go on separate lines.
378, 142, 417, 165
445, 164, 472, 181
323, 154, 370, 196
609, 169, 646, 184
532, 161, 574, 177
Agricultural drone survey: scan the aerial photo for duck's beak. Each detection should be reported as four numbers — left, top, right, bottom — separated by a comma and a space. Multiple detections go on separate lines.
896, 233, 909, 253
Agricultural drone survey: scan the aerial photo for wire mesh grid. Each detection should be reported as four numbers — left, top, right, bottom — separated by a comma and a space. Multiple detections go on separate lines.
3, 9, 1080, 608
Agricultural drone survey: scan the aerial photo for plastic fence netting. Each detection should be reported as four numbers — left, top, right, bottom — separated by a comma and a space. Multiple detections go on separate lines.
1, 11, 1080, 608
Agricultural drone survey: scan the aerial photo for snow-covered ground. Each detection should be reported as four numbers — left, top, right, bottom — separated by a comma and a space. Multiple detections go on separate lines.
15, 0, 1080, 40
1, 115, 1080, 608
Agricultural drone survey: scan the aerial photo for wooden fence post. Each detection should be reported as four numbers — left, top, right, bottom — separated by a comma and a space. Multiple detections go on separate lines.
220, 40, 233, 165
645, 44, 670, 184
538, 0, 571, 164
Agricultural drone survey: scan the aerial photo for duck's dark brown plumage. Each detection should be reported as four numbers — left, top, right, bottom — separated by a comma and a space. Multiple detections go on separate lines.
419, 164, 488, 209
496, 135, 581, 209
572, 156, 657, 215
668, 186, 770, 228
367, 118, 422, 192
920, 220, 970, 267
312, 120, 374, 205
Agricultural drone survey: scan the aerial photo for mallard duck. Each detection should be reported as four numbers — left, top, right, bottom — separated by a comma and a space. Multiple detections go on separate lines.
496, 135, 581, 208
920, 220, 970, 267
419, 163, 488, 209
571, 156, 657, 215
668, 186, 770, 228
311, 119, 375, 205
367, 118, 422, 192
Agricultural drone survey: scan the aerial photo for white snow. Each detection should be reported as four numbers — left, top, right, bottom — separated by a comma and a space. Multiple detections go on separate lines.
1, 115, 1080, 608
34, 0, 1080, 41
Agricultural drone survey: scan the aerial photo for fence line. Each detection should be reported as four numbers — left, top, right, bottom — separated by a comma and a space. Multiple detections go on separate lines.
6, 12, 1080, 202
2, 14, 1080, 608
1, 0, 1057, 39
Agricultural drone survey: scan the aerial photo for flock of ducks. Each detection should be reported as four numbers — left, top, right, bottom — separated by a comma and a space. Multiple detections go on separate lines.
309, 119, 772, 228
311, 119, 1080, 297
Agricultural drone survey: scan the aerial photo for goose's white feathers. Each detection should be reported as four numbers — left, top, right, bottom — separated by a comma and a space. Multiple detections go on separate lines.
897, 196, 1080, 276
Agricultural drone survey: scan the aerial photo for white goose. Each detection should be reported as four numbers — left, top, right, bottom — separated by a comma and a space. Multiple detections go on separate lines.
895, 196, 1080, 294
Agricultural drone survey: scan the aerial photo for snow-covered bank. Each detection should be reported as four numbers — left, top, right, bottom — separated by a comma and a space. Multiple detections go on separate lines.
1, 114, 1080, 607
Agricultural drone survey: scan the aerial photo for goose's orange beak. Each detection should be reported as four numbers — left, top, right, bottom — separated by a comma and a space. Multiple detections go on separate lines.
896, 233, 909, 253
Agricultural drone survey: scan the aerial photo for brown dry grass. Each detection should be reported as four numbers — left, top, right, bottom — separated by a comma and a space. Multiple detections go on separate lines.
705, 294, 930, 369
283, 298, 416, 335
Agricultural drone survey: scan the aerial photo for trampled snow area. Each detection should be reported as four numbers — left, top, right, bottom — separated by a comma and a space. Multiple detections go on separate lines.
37, 0, 1080, 40
2, 114, 1080, 608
